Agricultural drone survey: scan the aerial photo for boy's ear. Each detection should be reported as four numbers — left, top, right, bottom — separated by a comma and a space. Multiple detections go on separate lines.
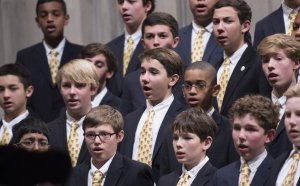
241, 20, 251, 34
105, 71, 114, 80
144, 0, 152, 14
64, 14, 70, 26
168, 74, 180, 88
202, 136, 213, 151
25, 85, 34, 98
264, 129, 276, 144
293, 60, 300, 71
116, 130, 124, 143
35, 17, 41, 28
212, 84, 220, 97
172, 37, 180, 48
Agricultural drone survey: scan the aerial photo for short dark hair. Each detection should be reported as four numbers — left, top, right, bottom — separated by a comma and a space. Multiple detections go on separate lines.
215, 0, 252, 24
172, 107, 217, 141
36, 0, 67, 15
83, 105, 124, 133
229, 95, 279, 133
139, 48, 183, 78
117, 0, 155, 14
0, 64, 32, 89
79, 43, 118, 74
185, 61, 217, 85
142, 12, 179, 38
12, 118, 50, 144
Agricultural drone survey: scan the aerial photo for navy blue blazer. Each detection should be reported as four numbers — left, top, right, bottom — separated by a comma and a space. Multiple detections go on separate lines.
99, 90, 121, 109
267, 150, 300, 186
67, 152, 154, 186
106, 34, 144, 96
213, 154, 274, 186
159, 110, 239, 177
253, 6, 285, 49
267, 116, 292, 158
212, 45, 272, 117
119, 69, 186, 116
158, 161, 216, 186
16, 40, 82, 122
118, 99, 186, 182
47, 113, 90, 166
175, 24, 223, 67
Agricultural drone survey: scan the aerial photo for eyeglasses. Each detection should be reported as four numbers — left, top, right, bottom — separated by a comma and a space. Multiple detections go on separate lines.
84, 132, 118, 142
182, 81, 209, 91
16, 139, 50, 151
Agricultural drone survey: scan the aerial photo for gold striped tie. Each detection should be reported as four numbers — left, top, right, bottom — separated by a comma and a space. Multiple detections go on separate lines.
191, 28, 205, 63
123, 36, 134, 77
176, 171, 189, 186
0, 127, 10, 145
288, 10, 297, 35
49, 49, 59, 85
92, 170, 104, 186
283, 152, 300, 186
217, 57, 231, 111
240, 162, 250, 186
137, 109, 155, 166
68, 122, 80, 167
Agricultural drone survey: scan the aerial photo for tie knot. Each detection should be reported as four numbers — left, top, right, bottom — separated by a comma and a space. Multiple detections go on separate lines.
241, 162, 250, 175
293, 152, 300, 160
71, 122, 80, 130
93, 170, 103, 185
50, 49, 58, 57
289, 9, 297, 20
224, 57, 231, 65
197, 27, 205, 36
127, 36, 134, 45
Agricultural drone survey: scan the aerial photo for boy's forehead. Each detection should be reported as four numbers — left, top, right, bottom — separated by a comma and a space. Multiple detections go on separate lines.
37, 1, 64, 12
214, 6, 239, 18
184, 69, 212, 82
85, 123, 114, 131
0, 74, 23, 85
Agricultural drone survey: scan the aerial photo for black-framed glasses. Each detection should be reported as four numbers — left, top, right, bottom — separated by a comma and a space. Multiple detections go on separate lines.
16, 139, 50, 151
182, 80, 209, 91
84, 132, 118, 142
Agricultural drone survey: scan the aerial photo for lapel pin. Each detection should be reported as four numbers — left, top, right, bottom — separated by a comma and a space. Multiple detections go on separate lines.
241, 66, 245, 71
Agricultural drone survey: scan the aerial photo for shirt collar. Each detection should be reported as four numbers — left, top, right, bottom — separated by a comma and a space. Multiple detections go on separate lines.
125, 29, 142, 44
240, 149, 267, 173
206, 107, 215, 117
91, 87, 108, 108
90, 153, 116, 178
192, 21, 213, 34
2, 110, 29, 128
181, 156, 209, 179
271, 93, 286, 107
224, 43, 248, 66
43, 37, 66, 56
282, 2, 300, 16
66, 112, 86, 127
146, 94, 174, 112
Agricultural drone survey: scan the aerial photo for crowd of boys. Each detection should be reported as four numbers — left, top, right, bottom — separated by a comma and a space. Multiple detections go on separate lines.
0, 0, 300, 185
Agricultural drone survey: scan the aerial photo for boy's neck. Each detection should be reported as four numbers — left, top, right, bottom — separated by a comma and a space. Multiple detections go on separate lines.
194, 16, 212, 28
273, 80, 297, 98
44, 35, 64, 49
4, 109, 27, 123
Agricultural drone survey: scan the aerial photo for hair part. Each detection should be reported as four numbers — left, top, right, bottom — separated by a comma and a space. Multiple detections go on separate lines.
79, 43, 118, 74
257, 33, 300, 62
139, 48, 183, 77
172, 107, 217, 141
36, 0, 67, 15
0, 63, 32, 89
229, 95, 279, 133
56, 59, 99, 90
142, 12, 179, 38
83, 105, 124, 133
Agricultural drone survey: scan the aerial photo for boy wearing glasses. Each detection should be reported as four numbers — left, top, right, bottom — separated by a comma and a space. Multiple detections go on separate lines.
12, 118, 50, 152
160, 61, 238, 176
67, 105, 154, 186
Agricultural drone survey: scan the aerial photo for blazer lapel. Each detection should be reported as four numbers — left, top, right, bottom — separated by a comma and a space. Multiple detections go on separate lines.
250, 155, 273, 186
203, 34, 219, 62
126, 40, 143, 75
275, 116, 285, 139
270, 6, 286, 34
191, 162, 214, 186
104, 153, 123, 186
176, 24, 192, 66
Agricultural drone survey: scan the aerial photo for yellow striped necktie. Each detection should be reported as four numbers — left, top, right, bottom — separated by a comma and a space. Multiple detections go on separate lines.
288, 9, 297, 35
283, 152, 300, 186
137, 108, 155, 166
176, 171, 189, 186
123, 36, 134, 77
68, 122, 80, 167
240, 162, 250, 186
191, 27, 205, 63
217, 57, 231, 111
0, 127, 10, 145
49, 49, 59, 85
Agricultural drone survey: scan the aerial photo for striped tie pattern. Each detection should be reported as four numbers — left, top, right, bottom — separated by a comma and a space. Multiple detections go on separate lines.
68, 122, 80, 167
283, 152, 300, 186
288, 9, 297, 35
217, 57, 231, 111
239, 162, 250, 186
0, 127, 10, 145
123, 36, 134, 76
92, 170, 104, 186
49, 49, 59, 85
191, 28, 205, 63
176, 171, 189, 186
137, 109, 155, 166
